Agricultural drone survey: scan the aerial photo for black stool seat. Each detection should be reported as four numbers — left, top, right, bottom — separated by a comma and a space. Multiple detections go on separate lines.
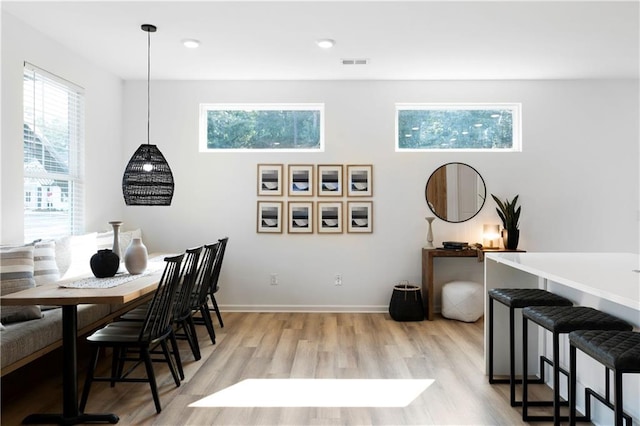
569, 330, 640, 371
489, 288, 573, 308
523, 306, 633, 333
569, 330, 640, 426
522, 306, 632, 425
487, 288, 572, 407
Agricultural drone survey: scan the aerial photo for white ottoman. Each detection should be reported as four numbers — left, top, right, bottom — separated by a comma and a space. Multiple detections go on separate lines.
441, 280, 484, 322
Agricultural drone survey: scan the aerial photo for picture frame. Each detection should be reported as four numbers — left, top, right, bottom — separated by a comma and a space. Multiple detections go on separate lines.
346, 164, 373, 197
257, 201, 283, 233
257, 164, 283, 196
288, 164, 314, 196
317, 164, 344, 196
347, 201, 373, 233
317, 202, 343, 234
288, 201, 314, 234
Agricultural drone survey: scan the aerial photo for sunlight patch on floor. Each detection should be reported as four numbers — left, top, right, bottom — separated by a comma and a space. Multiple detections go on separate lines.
189, 378, 434, 408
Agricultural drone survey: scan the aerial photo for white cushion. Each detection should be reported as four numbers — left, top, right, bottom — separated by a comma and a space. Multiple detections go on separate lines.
441, 280, 484, 322
60, 232, 97, 280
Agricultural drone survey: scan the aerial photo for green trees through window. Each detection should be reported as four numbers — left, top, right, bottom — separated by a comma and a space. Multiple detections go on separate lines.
201, 104, 323, 151
397, 104, 521, 151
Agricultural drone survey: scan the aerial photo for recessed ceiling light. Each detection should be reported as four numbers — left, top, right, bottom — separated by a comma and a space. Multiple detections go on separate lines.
183, 39, 200, 49
316, 39, 335, 49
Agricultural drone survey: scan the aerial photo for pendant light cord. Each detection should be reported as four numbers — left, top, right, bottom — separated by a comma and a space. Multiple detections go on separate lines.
147, 28, 151, 146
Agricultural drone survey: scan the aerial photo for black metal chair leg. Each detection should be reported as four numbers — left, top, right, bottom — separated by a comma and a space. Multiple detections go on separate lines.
141, 347, 162, 414
79, 346, 99, 412
210, 294, 224, 328
186, 317, 201, 360
160, 340, 181, 387
169, 330, 184, 380
199, 305, 216, 344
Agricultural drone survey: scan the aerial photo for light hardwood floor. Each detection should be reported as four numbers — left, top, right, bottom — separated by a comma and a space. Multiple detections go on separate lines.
1, 312, 565, 425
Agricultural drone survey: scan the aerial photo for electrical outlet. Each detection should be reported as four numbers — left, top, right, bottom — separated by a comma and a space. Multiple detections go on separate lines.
270, 273, 278, 285
334, 274, 342, 286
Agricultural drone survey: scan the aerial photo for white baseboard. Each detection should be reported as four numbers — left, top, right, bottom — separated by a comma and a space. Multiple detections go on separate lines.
219, 304, 388, 313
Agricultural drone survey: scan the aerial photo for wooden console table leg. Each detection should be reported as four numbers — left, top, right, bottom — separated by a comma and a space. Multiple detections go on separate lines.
421, 250, 434, 320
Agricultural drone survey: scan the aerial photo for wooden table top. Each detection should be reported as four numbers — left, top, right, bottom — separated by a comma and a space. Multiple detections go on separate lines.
0, 272, 161, 306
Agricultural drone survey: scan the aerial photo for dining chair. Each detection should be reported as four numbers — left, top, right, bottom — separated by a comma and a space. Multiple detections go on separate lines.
79, 254, 184, 414
206, 237, 228, 328
189, 242, 220, 345
171, 246, 203, 361
116, 247, 202, 377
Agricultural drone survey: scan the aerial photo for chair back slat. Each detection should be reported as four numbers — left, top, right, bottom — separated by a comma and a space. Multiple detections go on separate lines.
191, 242, 219, 308
173, 247, 202, 320
209, 237, 228, 293
140, 254, 184, 341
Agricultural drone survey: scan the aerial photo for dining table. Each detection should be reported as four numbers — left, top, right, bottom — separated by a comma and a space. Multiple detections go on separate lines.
0, 257, 167, 425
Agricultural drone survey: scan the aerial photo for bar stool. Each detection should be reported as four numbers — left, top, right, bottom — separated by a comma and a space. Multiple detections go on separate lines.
569, 330, 640, 426
522, 306, 633, 425
488, 288, 573, 406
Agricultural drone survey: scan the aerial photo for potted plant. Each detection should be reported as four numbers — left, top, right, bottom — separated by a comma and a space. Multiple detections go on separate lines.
491, 194, 521, 250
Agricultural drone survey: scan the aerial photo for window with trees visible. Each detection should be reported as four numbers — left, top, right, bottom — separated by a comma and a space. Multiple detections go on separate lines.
23, 63, 85, 242
199, 104, 324, 151
396, 104, 521, 152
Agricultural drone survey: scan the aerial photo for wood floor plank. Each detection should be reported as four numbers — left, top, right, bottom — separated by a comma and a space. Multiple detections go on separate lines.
1, 312, 567, 425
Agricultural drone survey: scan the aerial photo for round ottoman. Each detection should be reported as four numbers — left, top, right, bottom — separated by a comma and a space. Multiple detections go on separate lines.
441, 280, 484, 322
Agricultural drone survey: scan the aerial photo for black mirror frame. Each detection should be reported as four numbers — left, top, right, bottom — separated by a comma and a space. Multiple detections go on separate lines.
425, 162, 486, 223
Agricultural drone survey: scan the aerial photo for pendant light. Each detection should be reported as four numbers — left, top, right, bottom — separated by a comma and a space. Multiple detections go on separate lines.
122, 24, 174, 206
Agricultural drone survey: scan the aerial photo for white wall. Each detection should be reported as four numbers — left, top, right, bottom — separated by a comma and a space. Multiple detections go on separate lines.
1, 12, 124, 244
120, 79, 639, 311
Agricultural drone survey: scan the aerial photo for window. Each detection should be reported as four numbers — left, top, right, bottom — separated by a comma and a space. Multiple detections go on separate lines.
396, 103, 521, 152
23, 63, 85, 242
200, 104, 324, 152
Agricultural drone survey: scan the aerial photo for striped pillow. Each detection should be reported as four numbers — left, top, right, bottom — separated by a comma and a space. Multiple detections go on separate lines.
0, 245, 42, 323
33, 240, 60, 286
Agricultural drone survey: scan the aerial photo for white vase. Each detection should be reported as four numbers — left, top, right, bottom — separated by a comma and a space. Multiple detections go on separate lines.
109, 220, 124, 272
124, 238, 148, 275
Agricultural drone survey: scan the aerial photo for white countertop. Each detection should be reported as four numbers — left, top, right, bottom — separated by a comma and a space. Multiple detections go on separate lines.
486, 252, 640, 311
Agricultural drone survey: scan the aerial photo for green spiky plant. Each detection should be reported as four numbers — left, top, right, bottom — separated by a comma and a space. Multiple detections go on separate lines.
491, 194, 521, 232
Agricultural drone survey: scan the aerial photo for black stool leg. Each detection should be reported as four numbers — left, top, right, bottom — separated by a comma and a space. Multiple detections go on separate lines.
569, 343, 577, 426
614, 369, 623, 426
522, 316, 529, 420
489, 296, 495, 382
509, 305, 517, 406
553, 332, 561, 425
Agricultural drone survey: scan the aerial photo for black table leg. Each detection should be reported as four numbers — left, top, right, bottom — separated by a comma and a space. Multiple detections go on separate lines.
22, 305, 119, 425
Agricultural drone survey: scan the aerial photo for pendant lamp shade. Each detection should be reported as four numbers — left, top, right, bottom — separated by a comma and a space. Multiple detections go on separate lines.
122, 144, 174, 205
122, 24, 174, 206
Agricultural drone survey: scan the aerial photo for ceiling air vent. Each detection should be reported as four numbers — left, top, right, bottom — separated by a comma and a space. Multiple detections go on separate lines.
342, 58, 369, 65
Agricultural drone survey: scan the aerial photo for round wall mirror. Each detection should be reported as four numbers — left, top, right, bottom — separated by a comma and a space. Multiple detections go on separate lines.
425, 162, 486, 223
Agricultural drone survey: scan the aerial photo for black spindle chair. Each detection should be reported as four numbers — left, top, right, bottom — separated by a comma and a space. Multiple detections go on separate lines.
189, 242, 220, 344
79, 254, 184, 414
206, 237, 228, 328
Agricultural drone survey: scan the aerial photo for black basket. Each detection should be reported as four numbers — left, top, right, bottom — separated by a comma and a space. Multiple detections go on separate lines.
389, 282, 425, 321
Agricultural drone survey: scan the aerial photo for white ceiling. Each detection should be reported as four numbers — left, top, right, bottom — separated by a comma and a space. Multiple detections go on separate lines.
3, 1, 639, 81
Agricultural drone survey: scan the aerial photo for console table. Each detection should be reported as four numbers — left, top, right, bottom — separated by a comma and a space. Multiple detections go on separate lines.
421, 248, 524, 320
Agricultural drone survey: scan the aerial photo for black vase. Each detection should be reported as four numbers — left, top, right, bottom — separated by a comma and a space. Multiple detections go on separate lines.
502, 228, 520, 250
90, 249, 120, 278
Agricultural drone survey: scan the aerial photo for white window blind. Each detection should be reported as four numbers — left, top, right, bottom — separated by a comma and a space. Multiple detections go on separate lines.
23, 63, 85, 242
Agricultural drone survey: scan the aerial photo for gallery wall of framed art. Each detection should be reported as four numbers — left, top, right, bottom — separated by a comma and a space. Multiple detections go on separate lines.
257, 163, 373, 234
